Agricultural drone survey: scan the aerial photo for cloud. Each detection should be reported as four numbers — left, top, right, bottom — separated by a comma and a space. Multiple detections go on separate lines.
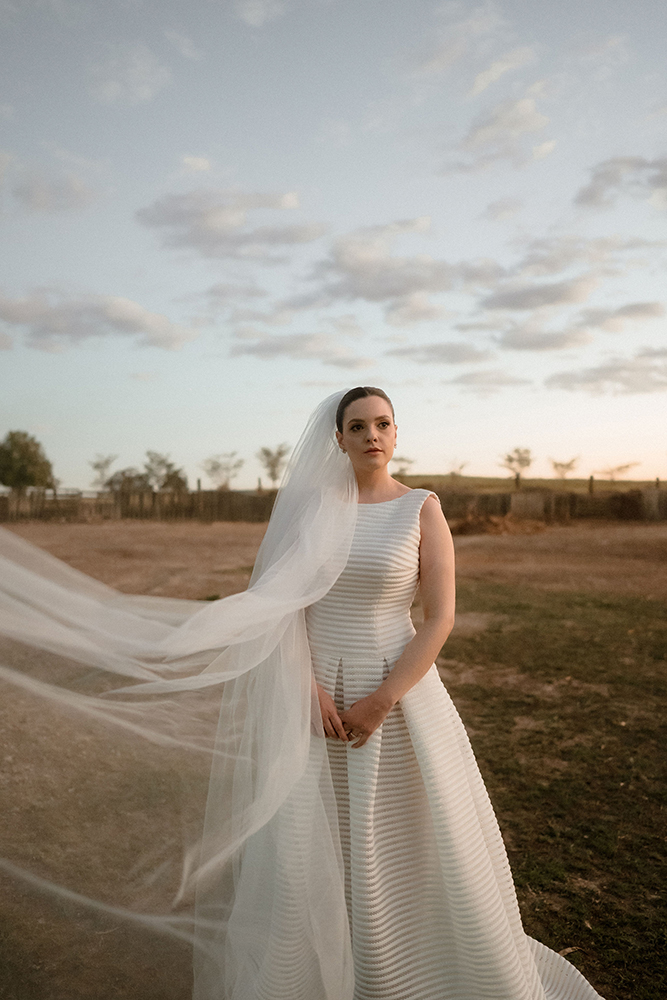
575, 301, 665, 332
482, 274, 598, 310
312, 217, 453, 302
385, 291, 447, 326
481, 197, 522, 221
470, 46, 534, 96
232, 0, 287, 28
574, 156, 667, 209
230, 328, 373, 369
498, 321, 593, 351
136, 188, 326, 261
448, 97, 549, 170
12, 170, 96, 212
0, 103, 14, 119
204, 282, 268, 305
446, 368, 531, 394
515, 235, 666, 277
532, 139, 556, 160
295, 218, 504, 328
546, 353, 667, 394
310, 218, 504, 318
89, 44, 171, 105
164, 30, 202, 60
0, 292, 197, 351
387, 342, 492, 364
414, 3, 503, 75
182, 155, 212, 173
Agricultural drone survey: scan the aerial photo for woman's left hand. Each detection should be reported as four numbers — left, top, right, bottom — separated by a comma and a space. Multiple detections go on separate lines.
339, 692, 394, 749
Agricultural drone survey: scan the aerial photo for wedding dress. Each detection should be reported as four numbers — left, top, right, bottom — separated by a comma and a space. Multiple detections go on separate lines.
306, 488, 603, 1000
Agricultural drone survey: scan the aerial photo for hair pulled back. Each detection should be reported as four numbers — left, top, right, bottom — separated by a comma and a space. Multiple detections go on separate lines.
335, 386, 395, 433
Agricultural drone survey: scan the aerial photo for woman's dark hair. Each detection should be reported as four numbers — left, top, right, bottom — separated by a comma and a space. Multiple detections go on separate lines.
335, 386, 395, 433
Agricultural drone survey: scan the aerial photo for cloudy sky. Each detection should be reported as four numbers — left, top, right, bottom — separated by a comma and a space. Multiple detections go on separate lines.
1, 0, 666, 489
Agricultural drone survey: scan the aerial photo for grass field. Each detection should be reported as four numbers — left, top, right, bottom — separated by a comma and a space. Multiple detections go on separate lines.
438, 580, 666, 1000
1, 520, 665, 999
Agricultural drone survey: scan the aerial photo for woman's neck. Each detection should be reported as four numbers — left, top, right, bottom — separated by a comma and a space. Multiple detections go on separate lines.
355, 469, 408, 503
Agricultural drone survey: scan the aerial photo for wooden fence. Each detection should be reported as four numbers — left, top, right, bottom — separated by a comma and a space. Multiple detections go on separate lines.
0, 489, 276, 523
0, 487, 665, 525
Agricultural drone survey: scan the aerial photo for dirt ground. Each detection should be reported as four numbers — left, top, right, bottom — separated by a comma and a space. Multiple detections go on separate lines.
6, 517, 667, 603
1, 518, 666, 1000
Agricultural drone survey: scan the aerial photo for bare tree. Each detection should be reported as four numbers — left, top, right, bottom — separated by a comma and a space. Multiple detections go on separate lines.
447, 459, 468, 478
550, 456, 579, 480
202, 452, 244, 490
89, 453, 117, 490
594, 462, 640, 482
499, 447, 533, 487
391, 455, 415, 477
257, 443, 290, 487
144, 451, 188, 492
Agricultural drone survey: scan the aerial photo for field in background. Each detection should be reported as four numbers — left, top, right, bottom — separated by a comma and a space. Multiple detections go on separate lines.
403, 474, 662, 493
1, 520, 665, 1000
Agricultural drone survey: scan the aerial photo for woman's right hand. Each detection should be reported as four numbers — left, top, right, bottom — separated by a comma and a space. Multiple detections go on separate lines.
316, 684, 348, 741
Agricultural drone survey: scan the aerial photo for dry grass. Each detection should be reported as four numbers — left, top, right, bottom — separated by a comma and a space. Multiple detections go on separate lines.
1, 519, 666, 1000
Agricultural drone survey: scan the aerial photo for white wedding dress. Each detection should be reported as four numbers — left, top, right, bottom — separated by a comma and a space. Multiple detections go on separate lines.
305, 489, 603, 1000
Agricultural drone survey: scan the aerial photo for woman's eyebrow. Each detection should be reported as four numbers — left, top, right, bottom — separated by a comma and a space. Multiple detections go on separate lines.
346, 414, 391, 427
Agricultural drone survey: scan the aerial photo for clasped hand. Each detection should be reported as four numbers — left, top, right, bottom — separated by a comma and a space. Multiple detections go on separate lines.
316, 684, 393, 748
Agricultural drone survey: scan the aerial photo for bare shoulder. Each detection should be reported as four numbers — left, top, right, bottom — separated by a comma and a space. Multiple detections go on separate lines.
419, 493, 452, 543
420, 493, 446, 521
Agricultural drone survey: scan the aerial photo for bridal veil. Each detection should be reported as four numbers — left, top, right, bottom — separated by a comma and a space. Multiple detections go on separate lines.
0, 390, 357, 999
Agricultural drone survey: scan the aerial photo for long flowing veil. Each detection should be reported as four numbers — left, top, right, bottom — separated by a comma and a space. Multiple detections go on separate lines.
0, 390, 357, 999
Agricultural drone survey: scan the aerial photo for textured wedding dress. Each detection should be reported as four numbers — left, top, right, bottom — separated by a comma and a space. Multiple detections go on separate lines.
306, 488, 603, 1000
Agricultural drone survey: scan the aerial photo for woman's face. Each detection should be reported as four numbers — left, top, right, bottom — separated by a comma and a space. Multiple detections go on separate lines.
336, 395, 397, 474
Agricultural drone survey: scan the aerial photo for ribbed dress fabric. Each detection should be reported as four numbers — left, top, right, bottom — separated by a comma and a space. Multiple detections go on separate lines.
305, 489, 604, 1000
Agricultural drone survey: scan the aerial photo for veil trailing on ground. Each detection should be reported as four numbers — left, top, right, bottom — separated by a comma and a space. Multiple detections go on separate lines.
0, 391, 357, 1000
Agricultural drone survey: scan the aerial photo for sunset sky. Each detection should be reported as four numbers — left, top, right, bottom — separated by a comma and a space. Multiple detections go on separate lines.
1, 0, 666, 489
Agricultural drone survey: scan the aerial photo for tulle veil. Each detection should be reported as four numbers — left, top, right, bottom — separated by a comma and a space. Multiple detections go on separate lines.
0, 390, 358, 999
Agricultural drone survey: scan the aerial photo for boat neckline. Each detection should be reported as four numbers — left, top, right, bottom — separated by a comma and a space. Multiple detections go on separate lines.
357, 490, 417, 506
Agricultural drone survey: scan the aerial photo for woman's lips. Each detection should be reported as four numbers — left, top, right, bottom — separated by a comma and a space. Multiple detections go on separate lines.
365, 448, 382, 453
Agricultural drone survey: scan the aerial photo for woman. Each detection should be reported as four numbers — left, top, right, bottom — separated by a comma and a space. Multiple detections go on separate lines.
0, 388, 604, 1000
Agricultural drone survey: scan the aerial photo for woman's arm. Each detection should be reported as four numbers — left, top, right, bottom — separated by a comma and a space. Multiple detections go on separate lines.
340, 495, 455, 747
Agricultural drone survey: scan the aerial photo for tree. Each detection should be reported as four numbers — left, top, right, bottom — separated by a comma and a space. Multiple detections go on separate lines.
447, 459, 468, 478
105, 468, 152, 492
391, 455, 414, 477
0, 430, 54, 492
143, 451, 188, 492
89, 453, 117, 490
202, 452, 244, 490
550, 456, 579, 480
257, 443, 290, 487
499, 447, 533, 486
594, 462, 640, 482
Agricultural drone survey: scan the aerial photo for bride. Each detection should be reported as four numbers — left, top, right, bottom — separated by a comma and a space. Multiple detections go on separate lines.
0, 387, 604, 1000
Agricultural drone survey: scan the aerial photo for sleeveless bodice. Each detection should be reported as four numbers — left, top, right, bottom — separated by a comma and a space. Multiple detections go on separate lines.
305, 490, 432, 701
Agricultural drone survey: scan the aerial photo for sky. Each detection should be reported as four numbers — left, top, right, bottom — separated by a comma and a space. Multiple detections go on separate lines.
1, 0, 666, 490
